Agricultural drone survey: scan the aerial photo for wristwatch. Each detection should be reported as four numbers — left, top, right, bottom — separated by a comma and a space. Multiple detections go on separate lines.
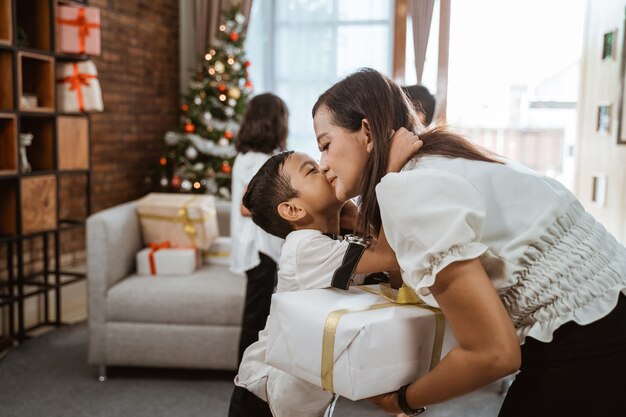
344, 234, 372, 248
397, 384, 426, 416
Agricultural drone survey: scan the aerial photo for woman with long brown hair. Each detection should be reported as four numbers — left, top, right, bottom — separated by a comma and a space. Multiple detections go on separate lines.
312, 68, 626, 416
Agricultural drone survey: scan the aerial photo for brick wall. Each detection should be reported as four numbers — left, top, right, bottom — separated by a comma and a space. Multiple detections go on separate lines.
90, 0, 180, 212
0, 1, 179, 282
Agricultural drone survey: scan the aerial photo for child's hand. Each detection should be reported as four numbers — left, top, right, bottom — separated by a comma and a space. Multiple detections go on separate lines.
387, 128, 423, 173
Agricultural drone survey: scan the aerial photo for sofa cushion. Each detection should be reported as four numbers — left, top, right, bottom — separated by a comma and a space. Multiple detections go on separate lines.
106, 265, 246, 326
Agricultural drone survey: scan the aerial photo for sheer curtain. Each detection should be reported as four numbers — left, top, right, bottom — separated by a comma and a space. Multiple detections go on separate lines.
246, 0, 394, 156
193, 0, 254, 59
409, 0, 434, 84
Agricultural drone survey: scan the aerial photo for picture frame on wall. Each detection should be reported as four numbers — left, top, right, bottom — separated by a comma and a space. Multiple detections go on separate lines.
597, 104, 612, 135
617, 12, 626, 144
591, 173, 607, 207
602, 30, 616, 60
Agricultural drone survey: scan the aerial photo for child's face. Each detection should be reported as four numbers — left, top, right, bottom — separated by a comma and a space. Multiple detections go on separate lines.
282, 152, 344, 214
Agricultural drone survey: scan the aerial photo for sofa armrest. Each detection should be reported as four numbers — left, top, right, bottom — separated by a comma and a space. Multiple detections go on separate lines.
87, 200, 143, 290
87, 200, 143, 364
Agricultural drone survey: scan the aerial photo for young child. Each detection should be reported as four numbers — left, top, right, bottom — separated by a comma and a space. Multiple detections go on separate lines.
228, 129, 423, 417
230, 93, 290, 366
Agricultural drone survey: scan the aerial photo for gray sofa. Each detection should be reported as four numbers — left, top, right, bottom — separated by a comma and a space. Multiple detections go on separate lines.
86, 199, 244, 379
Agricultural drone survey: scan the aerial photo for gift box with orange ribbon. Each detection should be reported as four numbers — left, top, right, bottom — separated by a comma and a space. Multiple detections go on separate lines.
57, 61, 104, 113
136, 241, 200, 276
57, 5, 101, 55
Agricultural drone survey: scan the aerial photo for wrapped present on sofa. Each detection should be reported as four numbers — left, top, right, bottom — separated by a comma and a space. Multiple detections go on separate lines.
57, 61, 103, 113
203, 236, 231, 266
136, 193, 219, 251
136, 241, 200, 276
57, 4, 101, 55
265, 285, 457, 401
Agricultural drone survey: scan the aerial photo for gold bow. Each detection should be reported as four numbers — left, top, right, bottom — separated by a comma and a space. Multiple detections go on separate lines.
320, 284, 445, 393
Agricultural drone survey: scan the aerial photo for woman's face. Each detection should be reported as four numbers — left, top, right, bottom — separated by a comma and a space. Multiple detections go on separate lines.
313, 106, 370, 201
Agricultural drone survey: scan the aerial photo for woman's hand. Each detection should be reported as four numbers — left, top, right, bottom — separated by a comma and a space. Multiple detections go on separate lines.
367, 391, 402, 414
387, 128, 423, 173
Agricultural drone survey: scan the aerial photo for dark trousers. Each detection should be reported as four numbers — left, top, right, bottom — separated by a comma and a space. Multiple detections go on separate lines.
228, 386, 273, 417
237, 252, 277, 364
499, 293, 626, 417
229, 252, 276, 417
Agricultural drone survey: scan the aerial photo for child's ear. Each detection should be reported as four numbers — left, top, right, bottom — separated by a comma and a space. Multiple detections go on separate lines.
277, 200, 307, 222
360, 118, 374, 153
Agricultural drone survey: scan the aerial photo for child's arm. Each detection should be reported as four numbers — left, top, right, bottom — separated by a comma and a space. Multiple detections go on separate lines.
387, 127, 423, 173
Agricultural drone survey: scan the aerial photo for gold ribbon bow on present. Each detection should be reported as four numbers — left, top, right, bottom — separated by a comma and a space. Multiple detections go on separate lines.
320, 284, 445, 393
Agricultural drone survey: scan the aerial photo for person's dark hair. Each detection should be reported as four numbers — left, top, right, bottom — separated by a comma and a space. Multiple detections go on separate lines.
312, 67, 500, 236
402, 84, 436, 125
236, 93, 289, 154
243, 151, 297, 239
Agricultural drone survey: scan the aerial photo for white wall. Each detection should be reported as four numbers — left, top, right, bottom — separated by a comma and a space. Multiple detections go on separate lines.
575, 0, 626, 244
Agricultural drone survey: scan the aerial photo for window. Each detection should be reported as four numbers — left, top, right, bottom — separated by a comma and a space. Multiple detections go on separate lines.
247, 0, 394, 157
404, 0, 585, 190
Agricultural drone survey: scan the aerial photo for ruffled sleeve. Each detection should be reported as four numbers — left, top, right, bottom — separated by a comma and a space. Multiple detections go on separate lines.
376, 168, 489, 302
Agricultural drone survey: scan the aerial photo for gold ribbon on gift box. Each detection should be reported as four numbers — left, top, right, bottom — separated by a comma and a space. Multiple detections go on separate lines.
138, 196, 213, 247
320, 284, 445, 393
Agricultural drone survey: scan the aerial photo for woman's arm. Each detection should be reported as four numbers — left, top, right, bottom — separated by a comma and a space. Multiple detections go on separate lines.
370, 258, 521, 413
354, 226, 399, 275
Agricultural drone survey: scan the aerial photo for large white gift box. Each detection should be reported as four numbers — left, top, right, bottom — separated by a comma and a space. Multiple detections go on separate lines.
265, 285, 456, 401
136, 244, 199, 276
136, 193, 219, 250
203, 236, 231, 266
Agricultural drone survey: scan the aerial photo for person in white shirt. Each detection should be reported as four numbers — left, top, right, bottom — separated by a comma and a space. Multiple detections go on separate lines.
232, 131, 422, 417
230, 93, 288, 361
312, 68, 626, 417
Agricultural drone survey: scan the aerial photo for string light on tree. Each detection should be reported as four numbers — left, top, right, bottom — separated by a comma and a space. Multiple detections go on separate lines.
157, 5, 252, 197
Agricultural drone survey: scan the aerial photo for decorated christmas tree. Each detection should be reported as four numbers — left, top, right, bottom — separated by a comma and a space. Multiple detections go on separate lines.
157, 5, 252, 199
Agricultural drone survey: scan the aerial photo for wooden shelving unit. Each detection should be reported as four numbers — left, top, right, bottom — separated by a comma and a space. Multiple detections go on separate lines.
0, 113, 17, 175
0, 0, 93, 344
0, 50, 14, 110
0, 0, 12, 46
18, 52, 55, 113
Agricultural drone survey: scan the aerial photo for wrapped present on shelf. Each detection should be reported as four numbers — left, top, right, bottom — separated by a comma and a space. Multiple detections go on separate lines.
20, 94, 38, 109
57, 4, 101, 55
265, 285, 457, 401
136, 193, 219, 251
136, 241, 200, 276
203, 236, 231, 266
57, 61, 103, 113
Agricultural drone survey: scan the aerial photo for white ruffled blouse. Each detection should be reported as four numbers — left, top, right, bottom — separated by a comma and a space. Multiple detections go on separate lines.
376, 155, 626, 344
